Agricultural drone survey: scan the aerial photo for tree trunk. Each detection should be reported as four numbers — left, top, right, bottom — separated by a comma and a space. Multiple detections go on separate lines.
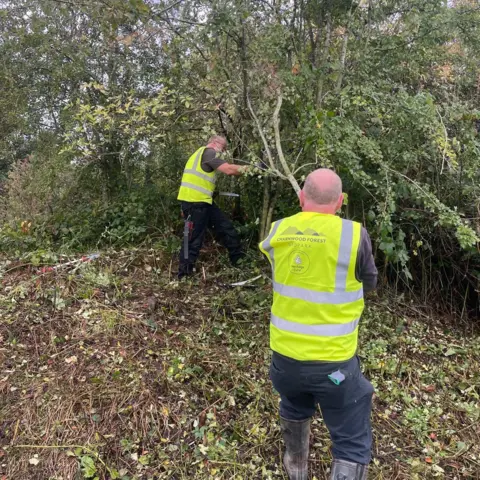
260, 176, 271, 240
316, 12, 332, 108
265, 181, 279, 232
335, 11, 352, 93
308, 23, 316, 67
240, 17, 248, 118
259, 177, 279, 240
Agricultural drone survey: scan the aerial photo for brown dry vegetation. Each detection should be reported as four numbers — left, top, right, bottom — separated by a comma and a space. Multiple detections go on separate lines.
0, 246, 479, 480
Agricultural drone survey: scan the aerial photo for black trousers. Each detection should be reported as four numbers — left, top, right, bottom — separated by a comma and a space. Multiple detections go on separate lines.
178, 201, 243, 277
270, 352, 374, 465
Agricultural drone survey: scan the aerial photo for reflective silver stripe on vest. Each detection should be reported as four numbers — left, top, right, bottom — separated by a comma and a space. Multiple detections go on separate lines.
261, 220, 283, 278
273, 281, 363, 304
189, 148, 216, 184
184, 168, 216, 184
181, 148, 216, 185
180, 182, 213, 197
192, 148, 203, 169
271, 314, 360, 337
336, 220, 353, 290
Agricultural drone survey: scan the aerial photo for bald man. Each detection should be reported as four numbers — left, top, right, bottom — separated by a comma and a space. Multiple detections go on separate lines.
177, 136, 249, 278
259, 169, 377, 480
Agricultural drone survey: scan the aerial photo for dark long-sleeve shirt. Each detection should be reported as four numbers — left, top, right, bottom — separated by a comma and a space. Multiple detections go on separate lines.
355, 227, 378, 293
201, 148, 226, 172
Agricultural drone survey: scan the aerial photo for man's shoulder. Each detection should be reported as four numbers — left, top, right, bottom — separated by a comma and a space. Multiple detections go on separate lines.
201, 148, 216, 161
339, 217, 361, 225
271, 212, 301, 225
341, 218, 369, 233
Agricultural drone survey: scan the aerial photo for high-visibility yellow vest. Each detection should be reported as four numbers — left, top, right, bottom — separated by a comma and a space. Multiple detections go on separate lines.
177, 147, 217, 204
259, 211, 364, 362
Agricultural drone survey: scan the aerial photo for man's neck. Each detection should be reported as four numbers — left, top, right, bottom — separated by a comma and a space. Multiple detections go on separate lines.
302, 205, 337, 215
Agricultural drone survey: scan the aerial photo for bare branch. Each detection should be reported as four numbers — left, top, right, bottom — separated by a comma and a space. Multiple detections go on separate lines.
246, 95, 285, 179
156, 0, 184, 16
157, 16, 206, 26
42, 0, 90, 6
272, 94, 301, 194
292, 147, 304, 170
293, 161, 318, 176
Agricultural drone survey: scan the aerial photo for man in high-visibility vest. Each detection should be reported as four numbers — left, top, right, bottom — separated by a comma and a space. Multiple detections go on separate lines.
177, 135, 249, 278
259, 169, 377, 480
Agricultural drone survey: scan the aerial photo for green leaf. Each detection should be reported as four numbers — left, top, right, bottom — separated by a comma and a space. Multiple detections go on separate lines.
80, 455, 97, 478
110, 469, 120, 479
457, 441, 467, 451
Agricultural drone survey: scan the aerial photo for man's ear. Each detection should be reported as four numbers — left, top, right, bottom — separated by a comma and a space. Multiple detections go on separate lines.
336, 193, 344, 212
299, 190, 305, 207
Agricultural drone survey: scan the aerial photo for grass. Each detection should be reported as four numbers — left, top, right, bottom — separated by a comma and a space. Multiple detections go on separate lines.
0, 245, 479, 479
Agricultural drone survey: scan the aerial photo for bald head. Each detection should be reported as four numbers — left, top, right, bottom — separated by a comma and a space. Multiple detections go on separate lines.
303, 169, 342, 205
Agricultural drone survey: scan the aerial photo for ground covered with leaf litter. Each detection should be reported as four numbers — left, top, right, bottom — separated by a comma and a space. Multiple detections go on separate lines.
0, 247, 479, 480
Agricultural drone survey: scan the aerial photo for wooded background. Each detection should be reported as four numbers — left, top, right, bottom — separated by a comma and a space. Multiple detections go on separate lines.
0, 0, 478, 317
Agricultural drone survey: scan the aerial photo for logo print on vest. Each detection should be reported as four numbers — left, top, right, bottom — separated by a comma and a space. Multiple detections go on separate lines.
281, 226, 326, 236
289, 251, 310, 274
279, 226, 327, 244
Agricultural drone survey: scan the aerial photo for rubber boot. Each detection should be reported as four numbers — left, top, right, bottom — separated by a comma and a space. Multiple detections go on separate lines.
330, 459, 368, 480
280, 417, 310, 480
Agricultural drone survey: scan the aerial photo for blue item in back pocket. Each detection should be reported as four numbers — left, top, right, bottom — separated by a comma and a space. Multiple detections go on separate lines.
328, 370, 346, 385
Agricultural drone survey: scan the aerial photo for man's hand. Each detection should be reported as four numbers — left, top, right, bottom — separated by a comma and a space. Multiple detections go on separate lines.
238, 165, 251, 174
217, 162, 270, 176
217, 163, 249, 176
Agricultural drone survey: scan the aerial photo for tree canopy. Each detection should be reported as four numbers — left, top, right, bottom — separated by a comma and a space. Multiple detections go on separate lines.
0, 0, 479, 316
